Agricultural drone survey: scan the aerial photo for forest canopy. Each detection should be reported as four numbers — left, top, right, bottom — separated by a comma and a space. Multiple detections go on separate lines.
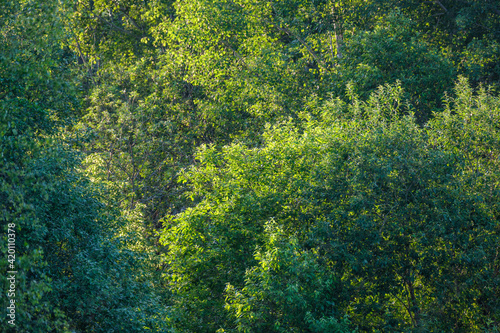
1, 0, 499, 332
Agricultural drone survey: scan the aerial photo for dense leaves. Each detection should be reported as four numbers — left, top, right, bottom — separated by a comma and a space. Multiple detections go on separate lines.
161, 82, 499, 332
335, 13, 455, 122
1, 1, 169, 331
2, 0, 500, 332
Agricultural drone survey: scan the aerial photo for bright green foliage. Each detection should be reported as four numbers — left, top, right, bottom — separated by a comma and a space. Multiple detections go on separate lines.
78, 57, 198, 227
3, 0, 500, 331
151, 0, 327, 134
68, 0, 173, 64
71, 1, 484, 234
74, 0, 334, 230
162, 82, 499, 332
72, 0, 380, 233
336, 12, 455, 122
225, 222, 352, 333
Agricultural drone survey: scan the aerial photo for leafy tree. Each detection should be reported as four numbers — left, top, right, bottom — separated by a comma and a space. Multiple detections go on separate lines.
1, 0, 78, 330
72, 0, 339, 233
18, 0, 499, 331
67, 0, 172, 65
335, 12, 455, 122
426, 78, 500, 330
369, 0, 500, 86
162, 82, 499, 332
1, 1, 170, 331
225, 222, 352, 333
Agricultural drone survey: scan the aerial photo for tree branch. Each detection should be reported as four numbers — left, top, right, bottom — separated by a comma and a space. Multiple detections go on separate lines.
433, 0, 448, 13
93, 13, 134, 35
275, 23, 328, 70
221, 39, 249, 68
269, 1, 329, 71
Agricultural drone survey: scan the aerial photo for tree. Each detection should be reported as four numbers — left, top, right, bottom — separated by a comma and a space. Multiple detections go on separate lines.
335, 12, 455, 122
369, 0, 500, 86
225, 222, 352, 333
162, 82, 499, 332
1, 1, 170, 331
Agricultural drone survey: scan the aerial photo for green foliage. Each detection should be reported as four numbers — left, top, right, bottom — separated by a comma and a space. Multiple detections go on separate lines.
370, 0, 500, 46
9, 145, 170, 332
74, 0, 349, 235
1, 1, 76, 330
4, 0, 500, 331
336, 12, 455, 122
225, 222, 352, 333
426, 78, 500, 330
369, 0, 500, 86
68, 0, 172, 64
78, 57, 197, 225
162, 81, 499, 332
456, 38, 500, 87
1, 1, 171, 331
